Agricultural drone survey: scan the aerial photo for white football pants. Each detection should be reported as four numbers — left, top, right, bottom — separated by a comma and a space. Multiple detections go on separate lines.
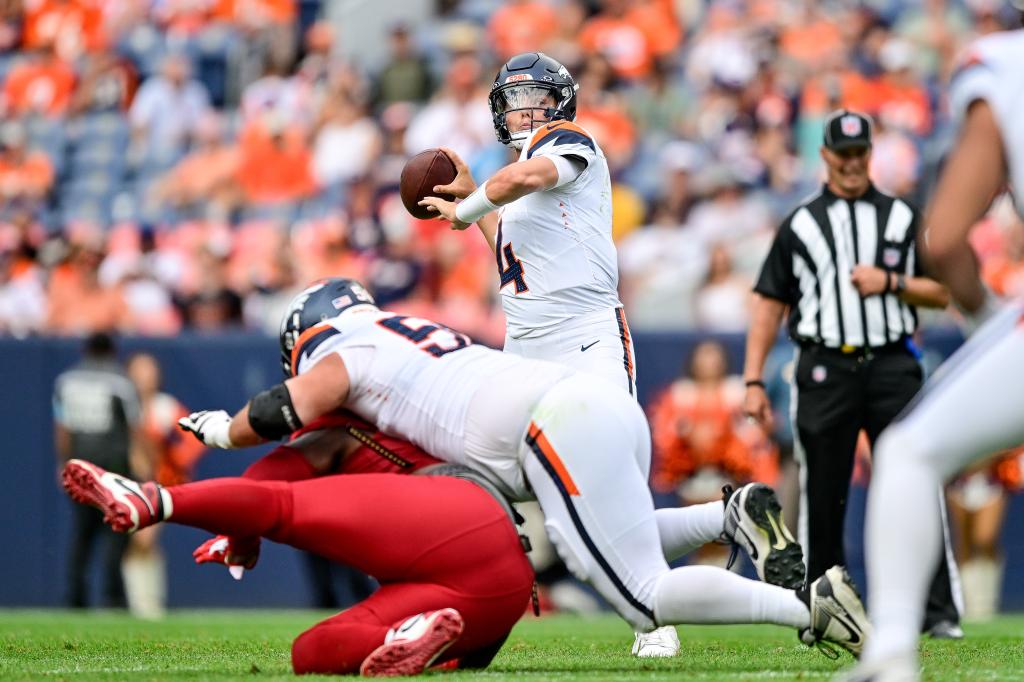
521, 374, 809, 632
864, 299, 1024, 662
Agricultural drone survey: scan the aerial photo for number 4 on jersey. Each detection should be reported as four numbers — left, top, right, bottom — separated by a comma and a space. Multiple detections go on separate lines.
496, 220, 528, 294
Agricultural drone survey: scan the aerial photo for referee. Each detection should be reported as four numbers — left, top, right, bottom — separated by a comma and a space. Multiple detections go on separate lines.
742, 110, 963, 637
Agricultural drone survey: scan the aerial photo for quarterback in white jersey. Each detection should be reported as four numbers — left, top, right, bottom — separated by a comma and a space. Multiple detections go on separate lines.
420, 52, 636, 397
179, 278, 868, 659
846, 29, 1024, 682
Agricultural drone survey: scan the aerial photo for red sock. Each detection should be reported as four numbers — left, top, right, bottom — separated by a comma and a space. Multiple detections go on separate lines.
167, 479, 292, 538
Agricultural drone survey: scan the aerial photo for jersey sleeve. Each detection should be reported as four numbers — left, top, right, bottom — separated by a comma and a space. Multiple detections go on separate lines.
525, 121, 598, 170
949, 47, 996, 125
291, 322, 343, 377
753, 220, 798, 303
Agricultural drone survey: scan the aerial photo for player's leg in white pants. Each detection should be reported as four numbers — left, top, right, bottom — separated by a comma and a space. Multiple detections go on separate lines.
862, 300, 1024, 666
521, 375, 811, 632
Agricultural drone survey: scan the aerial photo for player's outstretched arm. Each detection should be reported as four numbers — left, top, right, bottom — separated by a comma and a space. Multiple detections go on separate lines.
419, 156, 562, 236
924, 99, 1007, 323
178, 355, 352, 449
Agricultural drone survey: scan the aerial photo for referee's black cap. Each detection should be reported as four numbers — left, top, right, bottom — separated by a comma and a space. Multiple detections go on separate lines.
823, 109, 873, 151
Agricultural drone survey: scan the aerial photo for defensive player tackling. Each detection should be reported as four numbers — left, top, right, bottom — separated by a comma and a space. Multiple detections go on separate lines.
176, 278, 870, 665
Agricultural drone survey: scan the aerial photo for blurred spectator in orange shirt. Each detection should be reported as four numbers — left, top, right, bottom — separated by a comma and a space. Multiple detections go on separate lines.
0, 122, 54, 203
47, 241, 131, 335
214, 0, 294, 27
875, 38, 932, 137
649, 340, 778, 503
579, 0, 656, 80
236, 118, 316, 205
24, 0, 106, 61
129, 353, 205, 487
778, 4, 843, 68
3, 45, 75, 117
574, 54, 635, 172
156, 113, 240, 216
487, 0, 559, 62
123, 352, 206, 619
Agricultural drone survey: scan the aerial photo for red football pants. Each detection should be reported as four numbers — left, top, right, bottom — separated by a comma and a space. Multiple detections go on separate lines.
167, 473, 534, 674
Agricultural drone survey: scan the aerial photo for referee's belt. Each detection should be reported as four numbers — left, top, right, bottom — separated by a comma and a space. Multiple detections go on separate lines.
798, 339, 906, 358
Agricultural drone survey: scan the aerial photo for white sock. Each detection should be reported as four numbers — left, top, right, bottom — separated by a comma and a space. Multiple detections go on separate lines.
863, 451, 941, 663
655, 502, 724, 562
160, 486, 174, 520
653, 565, 809, 628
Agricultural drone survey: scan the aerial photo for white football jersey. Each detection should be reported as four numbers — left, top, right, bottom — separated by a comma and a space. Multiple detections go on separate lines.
497, 120, 623, 339
949, 29, 1024, 214
292, 307, 572, 498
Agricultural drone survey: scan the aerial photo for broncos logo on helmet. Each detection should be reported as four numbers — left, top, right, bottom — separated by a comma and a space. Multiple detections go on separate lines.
488, 52, 579, 149
279, 278, 376, 376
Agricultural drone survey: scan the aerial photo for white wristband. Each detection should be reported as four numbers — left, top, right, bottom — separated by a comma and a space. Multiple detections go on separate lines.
455, 181, 499, 224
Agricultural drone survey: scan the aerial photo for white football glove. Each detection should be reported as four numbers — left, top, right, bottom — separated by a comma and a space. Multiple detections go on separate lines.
178, 410, 235, 449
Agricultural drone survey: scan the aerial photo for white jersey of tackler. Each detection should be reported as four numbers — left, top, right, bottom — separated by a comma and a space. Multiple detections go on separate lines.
292, 307, 572, 499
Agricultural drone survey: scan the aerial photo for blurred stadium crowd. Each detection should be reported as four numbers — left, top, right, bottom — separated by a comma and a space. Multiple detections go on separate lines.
2, 0, 1024, 342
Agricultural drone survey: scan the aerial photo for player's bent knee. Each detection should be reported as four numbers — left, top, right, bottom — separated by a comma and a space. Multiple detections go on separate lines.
291, 626, 361, 676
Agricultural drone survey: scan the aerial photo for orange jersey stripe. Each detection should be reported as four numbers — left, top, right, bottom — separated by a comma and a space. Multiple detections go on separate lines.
528, 422, 580, 496
290, 322, 334, 376
529, 120, 593, 149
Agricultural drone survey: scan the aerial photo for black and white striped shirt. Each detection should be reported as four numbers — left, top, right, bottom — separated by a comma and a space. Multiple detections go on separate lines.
754, 184, 922, 349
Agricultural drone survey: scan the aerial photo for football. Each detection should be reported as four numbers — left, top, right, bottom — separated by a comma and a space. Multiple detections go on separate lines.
400, 149, 458, 219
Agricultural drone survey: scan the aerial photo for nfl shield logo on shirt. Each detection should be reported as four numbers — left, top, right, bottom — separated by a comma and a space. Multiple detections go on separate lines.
883, 247, 901, 268
841, 115, 862, 137
812, 365, 827, 383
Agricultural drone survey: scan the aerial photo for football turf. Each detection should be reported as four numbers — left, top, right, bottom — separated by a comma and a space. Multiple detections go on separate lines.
1, 611, 1022, 680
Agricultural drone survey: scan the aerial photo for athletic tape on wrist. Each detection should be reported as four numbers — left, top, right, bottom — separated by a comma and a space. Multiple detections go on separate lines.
455, 181, 499, 224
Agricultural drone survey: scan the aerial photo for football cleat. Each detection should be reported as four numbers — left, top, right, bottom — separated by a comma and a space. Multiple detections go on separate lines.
722, 483, 805, 589
800, 566, 871, 659
62, 459, 168, 533
359, 608, 464, 677
631, 626, 680, 658
833, 654, 920, 682
925, 620, 964, 640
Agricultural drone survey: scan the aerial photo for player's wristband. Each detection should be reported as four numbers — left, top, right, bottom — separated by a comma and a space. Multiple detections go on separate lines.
744, 379, 766, 390
455, 181, 499, 224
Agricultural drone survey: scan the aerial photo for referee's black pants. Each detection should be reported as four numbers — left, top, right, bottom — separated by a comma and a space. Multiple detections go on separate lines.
794, 342, 960, 629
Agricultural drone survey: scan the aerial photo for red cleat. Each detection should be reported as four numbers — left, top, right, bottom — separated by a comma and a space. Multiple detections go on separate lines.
62, 459, 167, 533
359, 608, 464, 678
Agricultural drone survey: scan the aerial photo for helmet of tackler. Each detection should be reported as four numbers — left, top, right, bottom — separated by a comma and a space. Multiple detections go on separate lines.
279, 278, 376, 376
488, 52, 578, 148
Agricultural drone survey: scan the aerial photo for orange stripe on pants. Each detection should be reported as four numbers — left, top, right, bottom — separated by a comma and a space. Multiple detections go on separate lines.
527, 422, 579, 496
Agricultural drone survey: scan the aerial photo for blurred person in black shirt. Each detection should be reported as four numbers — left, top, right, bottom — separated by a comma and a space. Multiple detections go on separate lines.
53, 332, 143, 608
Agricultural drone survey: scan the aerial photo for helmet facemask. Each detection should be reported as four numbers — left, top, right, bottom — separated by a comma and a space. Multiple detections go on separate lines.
490, 83, 563, 150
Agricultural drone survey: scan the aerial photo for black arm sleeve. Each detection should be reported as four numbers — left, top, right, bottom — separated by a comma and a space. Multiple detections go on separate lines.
248, 383, 304, 442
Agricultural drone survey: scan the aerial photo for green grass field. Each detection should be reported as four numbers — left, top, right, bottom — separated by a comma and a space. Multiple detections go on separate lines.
1, 611, 1022, 680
